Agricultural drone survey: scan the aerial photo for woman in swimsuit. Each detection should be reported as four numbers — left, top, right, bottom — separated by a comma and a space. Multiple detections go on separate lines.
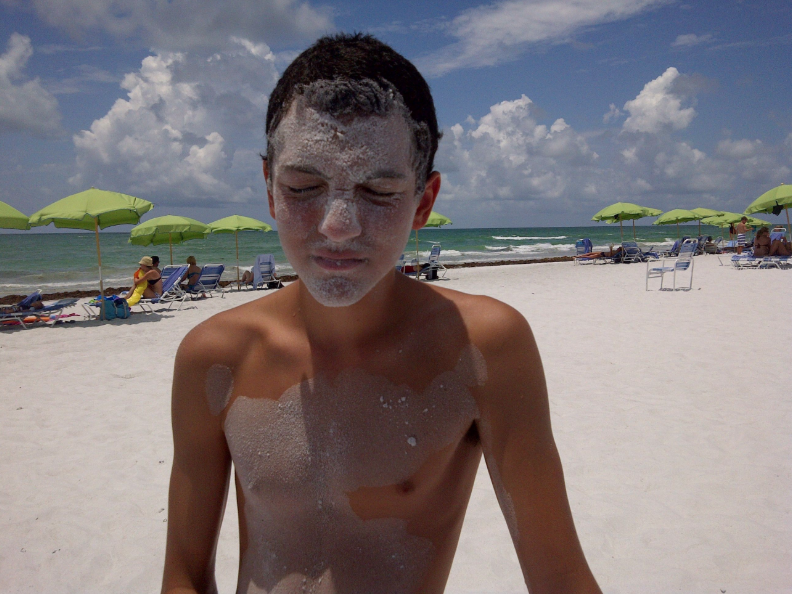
181, 256, 206, 298
120, 256, 162, 300
753, 226, 771, 257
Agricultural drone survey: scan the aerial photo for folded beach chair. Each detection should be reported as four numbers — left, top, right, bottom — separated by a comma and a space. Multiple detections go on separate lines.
645, 239, 697, 291
1, 292, 79, 329
573, 239, 595, 265
190, 264, 225, 298
248, 254, 282, 290
135, 264, 189, 313
419, 244, 446, 280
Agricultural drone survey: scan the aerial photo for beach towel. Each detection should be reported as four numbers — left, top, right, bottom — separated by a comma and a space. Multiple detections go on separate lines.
125, 282, 147, 306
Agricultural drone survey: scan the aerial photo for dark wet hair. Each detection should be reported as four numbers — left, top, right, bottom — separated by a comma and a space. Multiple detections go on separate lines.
151, 256, 160, 266
265, 33, 440, 187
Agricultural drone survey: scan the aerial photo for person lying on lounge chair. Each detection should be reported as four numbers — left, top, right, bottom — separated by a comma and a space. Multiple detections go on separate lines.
575, 246, 623, 260
770, 232, 792, 256
753, 227, 771, 257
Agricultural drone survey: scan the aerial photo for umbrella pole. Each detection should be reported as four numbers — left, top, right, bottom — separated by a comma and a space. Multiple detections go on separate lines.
94, 218, 105, 321
236, 231, 240, 291
632, 219, 636, 241
415, 229, 420, 276
619, 219, 623, 241
169, 233, 173, 265
677, 222, 680, 239
786, 206, 791, 240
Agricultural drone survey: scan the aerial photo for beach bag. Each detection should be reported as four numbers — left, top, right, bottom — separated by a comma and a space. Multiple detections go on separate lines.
99, 296, 131, 320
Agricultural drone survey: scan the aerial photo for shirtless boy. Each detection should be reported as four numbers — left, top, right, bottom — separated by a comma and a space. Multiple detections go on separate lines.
162, 33, 601, 594
735, 216, 752, 255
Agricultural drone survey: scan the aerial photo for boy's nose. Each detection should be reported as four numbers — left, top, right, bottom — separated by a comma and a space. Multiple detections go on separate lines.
318, 196, 362, 243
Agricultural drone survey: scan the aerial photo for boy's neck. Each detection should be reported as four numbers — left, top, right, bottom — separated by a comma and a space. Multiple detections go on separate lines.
297, 270, 412, 352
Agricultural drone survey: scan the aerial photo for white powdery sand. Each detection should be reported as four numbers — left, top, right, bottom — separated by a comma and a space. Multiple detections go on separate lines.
1, 257, 790, 593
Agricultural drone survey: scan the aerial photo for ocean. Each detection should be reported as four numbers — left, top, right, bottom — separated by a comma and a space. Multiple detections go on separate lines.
0, 224, 718, 296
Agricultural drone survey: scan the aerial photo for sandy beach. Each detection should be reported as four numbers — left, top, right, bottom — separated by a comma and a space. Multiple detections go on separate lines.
1, 256, 790, 593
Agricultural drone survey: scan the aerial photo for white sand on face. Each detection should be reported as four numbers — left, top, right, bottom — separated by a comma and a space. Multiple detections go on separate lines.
1, 257, 790, 594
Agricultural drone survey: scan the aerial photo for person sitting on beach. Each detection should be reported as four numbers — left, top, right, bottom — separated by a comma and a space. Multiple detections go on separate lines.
120, 257, 161, 304
240, 264, 280, 287
753, 226, 771, 257
769, 227, 792, 256
162, 33, 602, 594
180, 256, 206, 297
735, 217, 752, 255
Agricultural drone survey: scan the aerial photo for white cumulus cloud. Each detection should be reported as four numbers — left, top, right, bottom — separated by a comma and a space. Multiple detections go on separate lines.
417, 0, 668, 76
437, 95, 598, 208
70, 38, 279, 205
622, 67, 696, 133
5, 0, 332, 51
0, 33, 63, 137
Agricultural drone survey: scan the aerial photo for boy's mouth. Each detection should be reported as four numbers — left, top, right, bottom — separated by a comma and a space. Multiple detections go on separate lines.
311, 254, 367, 271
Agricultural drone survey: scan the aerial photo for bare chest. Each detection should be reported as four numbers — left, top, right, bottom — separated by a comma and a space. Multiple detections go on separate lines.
224, 344, 485, 498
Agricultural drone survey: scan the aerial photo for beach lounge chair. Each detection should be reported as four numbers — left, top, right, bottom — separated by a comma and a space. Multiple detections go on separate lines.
645, 239, 697, 291
135, 264, 190, 313
419, 244, 446, 280
573, 239, 595, 265
160, 265, 181, 283
620, 241, 646, 264
1, 291, 79, 329
694, 235, 708, 255
246, 254, 282, 290
190, 264, 225, 298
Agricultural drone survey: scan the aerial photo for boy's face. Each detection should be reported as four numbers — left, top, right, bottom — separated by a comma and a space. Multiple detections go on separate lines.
267, 100, 423, 307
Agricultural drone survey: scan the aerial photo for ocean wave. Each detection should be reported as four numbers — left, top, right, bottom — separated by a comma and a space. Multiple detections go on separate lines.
491, 235, 567, 240
484, 245, 511, 251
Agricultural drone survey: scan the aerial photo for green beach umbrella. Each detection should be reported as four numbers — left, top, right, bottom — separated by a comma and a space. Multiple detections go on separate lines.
691, 208, 723, 235
745, 183, 792, 239
0, 200, 30, 230
29, 188, 154, 318
700, 212, 770, 247
592, 202, 663, 240
207, 215, 272, 289
414, 210, 452, 264
653, 209, 703, 239
129, 215, 209, 265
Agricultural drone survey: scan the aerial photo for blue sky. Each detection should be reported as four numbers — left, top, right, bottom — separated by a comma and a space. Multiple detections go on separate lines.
1, 0, 791, 229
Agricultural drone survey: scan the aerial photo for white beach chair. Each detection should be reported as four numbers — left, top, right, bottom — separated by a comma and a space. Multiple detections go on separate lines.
645, 239, 696, 291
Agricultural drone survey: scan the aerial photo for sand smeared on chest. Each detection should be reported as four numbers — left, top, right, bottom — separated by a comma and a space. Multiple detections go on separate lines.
224, 344, 486, 593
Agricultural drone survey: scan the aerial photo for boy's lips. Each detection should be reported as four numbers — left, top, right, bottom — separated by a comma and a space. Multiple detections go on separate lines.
311, 253, 367, 271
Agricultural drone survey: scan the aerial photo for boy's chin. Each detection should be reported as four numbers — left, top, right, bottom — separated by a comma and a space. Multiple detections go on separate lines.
302, 275, 376, 308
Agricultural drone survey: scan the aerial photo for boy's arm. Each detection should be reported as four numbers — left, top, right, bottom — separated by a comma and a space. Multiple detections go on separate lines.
474, 302, 602, 594
161, 331, 233, 594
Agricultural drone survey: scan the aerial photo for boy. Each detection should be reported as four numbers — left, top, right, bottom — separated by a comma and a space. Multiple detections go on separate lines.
162, 33, 601, 594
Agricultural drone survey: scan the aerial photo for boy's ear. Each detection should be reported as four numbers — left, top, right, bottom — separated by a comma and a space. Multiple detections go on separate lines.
263, 158, 276, 219
412, 171, 441, 231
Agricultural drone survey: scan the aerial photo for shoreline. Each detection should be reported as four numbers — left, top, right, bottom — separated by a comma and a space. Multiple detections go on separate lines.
0, 255, 574, 305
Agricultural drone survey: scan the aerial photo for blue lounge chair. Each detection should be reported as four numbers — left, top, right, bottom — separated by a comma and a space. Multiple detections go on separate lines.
136, 265, 189, 312
245, 254, 282, 290
646, 239, 697, 290
1, 291, 79, 329
573, 239, 595, 265
191, 264, 225, 297
621, 241, 646, 264
419, 244, 446, 280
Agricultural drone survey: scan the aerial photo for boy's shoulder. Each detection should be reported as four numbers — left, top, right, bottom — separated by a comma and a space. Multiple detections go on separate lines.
176, 288, 297, 372
416, 282, 532, 355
